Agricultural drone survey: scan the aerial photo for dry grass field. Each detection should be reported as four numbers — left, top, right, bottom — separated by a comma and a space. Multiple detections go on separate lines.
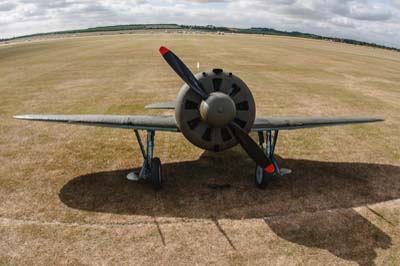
1, 32, 400, 265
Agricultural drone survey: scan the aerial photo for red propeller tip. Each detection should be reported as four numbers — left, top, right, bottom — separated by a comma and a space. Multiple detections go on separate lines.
159, 46, 169, 55
264, 164, 275, 174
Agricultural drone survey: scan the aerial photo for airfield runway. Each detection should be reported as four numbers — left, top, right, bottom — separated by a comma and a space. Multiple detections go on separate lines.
1, 33, 400, 265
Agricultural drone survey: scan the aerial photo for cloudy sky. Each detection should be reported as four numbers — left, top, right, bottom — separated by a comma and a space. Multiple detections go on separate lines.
1, 0, 400, 48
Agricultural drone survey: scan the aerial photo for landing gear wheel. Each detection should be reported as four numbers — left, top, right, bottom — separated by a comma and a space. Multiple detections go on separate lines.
255, 165, 270, 189
151, 157, 162, 190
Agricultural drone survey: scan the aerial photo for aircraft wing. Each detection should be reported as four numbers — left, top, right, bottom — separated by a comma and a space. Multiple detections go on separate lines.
13, 114, 179, 132
251, 116, 383, 131
14, 114, 383, 132
145, 102, 175, 109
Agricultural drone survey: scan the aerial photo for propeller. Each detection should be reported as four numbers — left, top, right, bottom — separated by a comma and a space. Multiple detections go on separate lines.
159, 46, 208, 99
229, 122, 275, 173
159, 46, 275, 174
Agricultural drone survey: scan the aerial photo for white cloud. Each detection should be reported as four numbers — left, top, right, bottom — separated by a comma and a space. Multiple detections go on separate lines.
392, 0, 400, 8
348, 2, 392, 21
330, 16, 355, 28
0, 2, 16, 11
1, 0, 399, 48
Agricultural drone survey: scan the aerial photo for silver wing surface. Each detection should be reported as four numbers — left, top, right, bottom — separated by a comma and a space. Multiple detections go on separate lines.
145, 102, 175, 109
251, 116, 383, 131
13, 115, 178, 132
14, 115, 383, 132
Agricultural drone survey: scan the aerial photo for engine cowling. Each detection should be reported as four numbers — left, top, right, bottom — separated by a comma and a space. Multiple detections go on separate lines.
175, 69, 256, 152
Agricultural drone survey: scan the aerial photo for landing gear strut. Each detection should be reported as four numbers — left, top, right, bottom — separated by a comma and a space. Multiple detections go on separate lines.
127, 129, 163, 190
255, 130, 291, 189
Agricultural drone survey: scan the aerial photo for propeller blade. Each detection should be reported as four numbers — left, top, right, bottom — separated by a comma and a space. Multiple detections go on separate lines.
229, 122, 275, 174
159, 46, 208, 99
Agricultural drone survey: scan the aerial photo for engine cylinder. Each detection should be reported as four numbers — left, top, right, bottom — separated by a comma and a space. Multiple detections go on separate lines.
175, 69, 256, 152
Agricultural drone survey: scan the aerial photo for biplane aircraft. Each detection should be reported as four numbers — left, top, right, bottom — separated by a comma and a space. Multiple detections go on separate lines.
14, 47, 383, 190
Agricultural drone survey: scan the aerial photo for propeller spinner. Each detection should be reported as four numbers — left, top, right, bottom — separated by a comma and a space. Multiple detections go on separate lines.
159, 46, 275, 174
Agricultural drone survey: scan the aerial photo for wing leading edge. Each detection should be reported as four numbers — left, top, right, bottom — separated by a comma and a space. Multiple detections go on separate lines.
14, 115, 383, 132
13, 114, 179, 132
145, 102, 175, 109
251, 116, 383, 131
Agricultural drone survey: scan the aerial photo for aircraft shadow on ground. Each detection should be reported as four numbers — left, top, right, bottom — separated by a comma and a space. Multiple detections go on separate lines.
60, 149, 399, 266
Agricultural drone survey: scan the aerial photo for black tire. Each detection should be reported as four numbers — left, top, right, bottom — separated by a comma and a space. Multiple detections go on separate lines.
151, 157, 163, 190
255, 165, 270, 189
